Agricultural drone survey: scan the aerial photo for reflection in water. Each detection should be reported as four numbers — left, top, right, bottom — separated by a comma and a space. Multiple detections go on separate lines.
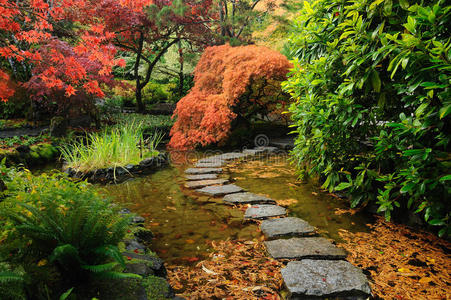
228, 156, 370, 241
98, 155, 371, 265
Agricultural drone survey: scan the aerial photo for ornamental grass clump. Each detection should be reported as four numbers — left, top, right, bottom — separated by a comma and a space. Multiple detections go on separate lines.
61, 123, 163, 173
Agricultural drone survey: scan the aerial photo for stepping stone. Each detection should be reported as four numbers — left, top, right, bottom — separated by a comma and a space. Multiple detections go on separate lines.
261, 217, 316, 239
244, 204, 286, 220
270, 138, 295, 150
255, 146, 278, 153
264, 237, 346, 260
223, 192, 276, 205
194, 161, 224, 168
185, 168, 222, 175
196, 184, 243, 196
185, 174, 218, 181
197, 156, 224, 164
185, 179, 228, 189
216, 152, 248, 160
282, 260, 371, 299
242, 149, 266, 155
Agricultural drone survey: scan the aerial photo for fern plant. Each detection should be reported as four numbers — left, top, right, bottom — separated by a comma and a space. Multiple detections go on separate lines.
0, 264, 26, 300
0, 171, 139, 282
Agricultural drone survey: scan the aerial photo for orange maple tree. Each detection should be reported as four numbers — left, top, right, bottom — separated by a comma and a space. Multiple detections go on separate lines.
168, 44, 292, 149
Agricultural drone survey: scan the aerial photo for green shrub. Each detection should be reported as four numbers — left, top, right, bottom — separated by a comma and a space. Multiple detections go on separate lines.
60, 123, 162, 172
104, 113, 174, 135
0, 168, 138, 282
283, 0, 450, 236
142, 81, 172, 104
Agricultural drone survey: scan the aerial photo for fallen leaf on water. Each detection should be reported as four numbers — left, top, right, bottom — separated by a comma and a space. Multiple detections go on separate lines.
149, 223, 160, 226
186, 239, 195, 244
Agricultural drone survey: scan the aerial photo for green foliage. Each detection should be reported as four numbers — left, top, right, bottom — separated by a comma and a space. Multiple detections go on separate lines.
104, 113, 174, 135
0, 264, 26, 300
60, 122, 162, 172
0, 169, 136, 281
142, 81, 174, 104
284, 0, 451, 236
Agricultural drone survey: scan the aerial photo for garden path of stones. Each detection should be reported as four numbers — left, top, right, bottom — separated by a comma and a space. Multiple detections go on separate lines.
185, 147, 372, 299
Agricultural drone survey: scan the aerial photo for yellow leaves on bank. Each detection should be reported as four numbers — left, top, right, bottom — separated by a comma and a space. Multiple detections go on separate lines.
338, 216, 451, 299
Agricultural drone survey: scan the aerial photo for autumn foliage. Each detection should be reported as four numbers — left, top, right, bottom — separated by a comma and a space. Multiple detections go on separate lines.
169, 44, 291, 149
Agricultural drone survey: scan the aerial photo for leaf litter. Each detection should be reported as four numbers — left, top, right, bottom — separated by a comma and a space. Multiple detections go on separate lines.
338, 216, 451, 299
167, 239, 283, 299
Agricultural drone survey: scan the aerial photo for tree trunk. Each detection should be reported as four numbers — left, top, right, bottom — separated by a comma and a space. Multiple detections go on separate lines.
136, 85, 145, 112
178, 41, 184, 98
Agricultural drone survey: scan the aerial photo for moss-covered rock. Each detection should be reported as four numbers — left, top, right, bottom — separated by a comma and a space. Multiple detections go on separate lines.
142, 275, 174, 300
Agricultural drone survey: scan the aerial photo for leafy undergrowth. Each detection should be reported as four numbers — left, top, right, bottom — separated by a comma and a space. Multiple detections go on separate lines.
166, 240, 283, 299
338, 216, 451, 299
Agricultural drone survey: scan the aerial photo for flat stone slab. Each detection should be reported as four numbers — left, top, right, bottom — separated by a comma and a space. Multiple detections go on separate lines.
261, 217, 316, 239
223, 192, 276, 205
194, 161, 224, 168
255, 146, 278, 153
242, 149, 266, 155
244, 204, 286, 220
185, 174, 218, 181
282, 260, 371, 299
185, 168, 222, 175
265, 237, 346, 260
196, 156, 224, 164
215, 152, 248, 160
185, 179, 228, 189
270, 138, 295, 150
196, 184, 243, 196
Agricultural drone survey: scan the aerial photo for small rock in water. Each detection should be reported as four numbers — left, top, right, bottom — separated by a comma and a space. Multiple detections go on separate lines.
125, 239, 147, 251
132, 216, 146, 224
281, 260, 371, 299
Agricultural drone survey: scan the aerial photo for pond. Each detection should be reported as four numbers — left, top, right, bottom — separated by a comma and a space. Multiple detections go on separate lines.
96, 152, 371, 265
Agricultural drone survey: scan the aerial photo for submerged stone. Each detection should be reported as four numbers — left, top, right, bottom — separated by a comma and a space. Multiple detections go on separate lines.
185, 174, 218, 181
185, 167, 223, 174
282, 260, 371, 299
244, 204, 286, 220
185, 179, 229, 189
196, 184, 243, 196
264, 237, 346, 260
223, 192, 276, 205
261, 217, 316, 239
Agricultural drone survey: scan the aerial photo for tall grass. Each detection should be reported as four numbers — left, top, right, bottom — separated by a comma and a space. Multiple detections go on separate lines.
61, 123, 163, 172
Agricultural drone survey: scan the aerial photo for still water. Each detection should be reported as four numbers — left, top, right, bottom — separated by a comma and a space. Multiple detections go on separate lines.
97, 154, 370, 265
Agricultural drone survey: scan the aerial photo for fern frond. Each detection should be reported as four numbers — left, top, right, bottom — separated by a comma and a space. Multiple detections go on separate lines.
94, 245, 125, 267
0, 272, 23, 283
93, 271, 142, 280
81, 262, 118, 273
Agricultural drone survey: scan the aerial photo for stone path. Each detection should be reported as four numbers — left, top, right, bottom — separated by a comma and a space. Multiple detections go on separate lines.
183, 147, 371, 299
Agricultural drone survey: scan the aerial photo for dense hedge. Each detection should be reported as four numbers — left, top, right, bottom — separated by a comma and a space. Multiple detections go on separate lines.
283, 0, 450, 236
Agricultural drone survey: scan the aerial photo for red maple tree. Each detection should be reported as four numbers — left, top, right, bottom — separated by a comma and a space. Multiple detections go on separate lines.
168, 44, 292, 149
0, 0, 126, 103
